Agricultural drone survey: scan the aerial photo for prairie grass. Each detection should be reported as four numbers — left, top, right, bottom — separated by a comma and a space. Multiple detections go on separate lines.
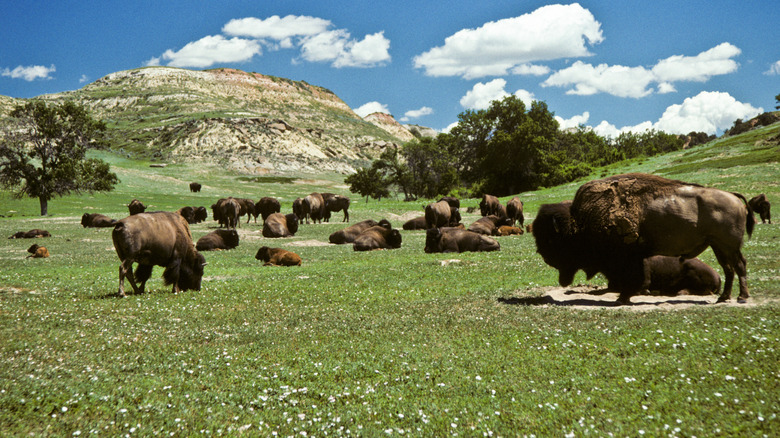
0, 129, 778, 436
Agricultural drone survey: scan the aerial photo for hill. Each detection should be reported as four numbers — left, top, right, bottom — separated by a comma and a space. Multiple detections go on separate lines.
1, 67, 414, 173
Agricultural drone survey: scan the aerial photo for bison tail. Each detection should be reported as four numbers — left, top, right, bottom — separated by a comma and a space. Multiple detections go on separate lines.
732, 192, 755, 239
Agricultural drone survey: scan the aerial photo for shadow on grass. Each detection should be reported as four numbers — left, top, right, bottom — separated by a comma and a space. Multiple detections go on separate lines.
498, 288, 714, 308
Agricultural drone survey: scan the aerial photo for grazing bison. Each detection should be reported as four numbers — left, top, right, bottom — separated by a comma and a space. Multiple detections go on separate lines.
402, 216, 427, 230
255, 246, 302, 266
9, 229, 51, 239
468, 215, 513, 236
532, 173, 754, 304
262, 213, 299, 238
438, 196, 460, 209
292, 197, 305, 222
353, 223, 402, 251
128, 199, 147, 216
506, 196, 525, 226
112, 211, 206, 297
302, 192, 326, 224
81, 213, 116, 228
177, 206, 207, 224
254, 197, 281, 222
628, 256, 721, 296
213, 197, 241, 229
424, 227, 500, 253
26, 244, 50, 258
425, 200, 461, 229
235, 198, 255, 224
748, 194, 771, 224
479, 194, 504, 217
196, 229, 240, 251
322, 193, 351, 222
329, 219, 381, 244
497, 225, 524, 236
189, 182, 202, 192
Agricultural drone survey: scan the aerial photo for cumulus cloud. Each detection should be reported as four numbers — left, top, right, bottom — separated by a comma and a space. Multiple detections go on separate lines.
460, 79, 537, 110
765, 60, 780, 75
400, 106, 434, 122
223, 15, 331, 40
299, 29, 391, 67
512, 64, 551, 76
556, 111, 590, 130
543, 43, 742, 98
414, 3, 603, 79
354, 101, 390, 118
1, 64, 56, 81
161, 35, 261, 68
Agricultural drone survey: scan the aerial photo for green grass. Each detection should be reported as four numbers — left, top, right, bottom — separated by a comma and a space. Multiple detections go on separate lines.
0, 128, 779, 436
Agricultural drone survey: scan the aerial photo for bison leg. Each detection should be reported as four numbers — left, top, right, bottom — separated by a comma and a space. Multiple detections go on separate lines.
343, 210, 349, 222
712, 248, 749, 303
134, 264, 154, 294
118, 260, 143, 297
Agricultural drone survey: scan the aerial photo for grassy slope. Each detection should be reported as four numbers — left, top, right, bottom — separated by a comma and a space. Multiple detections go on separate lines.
0, 124, 778, 436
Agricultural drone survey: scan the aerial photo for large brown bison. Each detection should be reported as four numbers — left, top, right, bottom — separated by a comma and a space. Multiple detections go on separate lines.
532, 173, 754, 304
254, 197, 281, 222
212, 197, 241, 229
425, 200, 461, 229
128, 199, 146, 215
235, 198, 255, 224
81, 213, 116, 228
631, 256, 721, 296
196, 229, 240, 251
262, 213, 299, 238
353, 223, 402, 251
468, 215, 512, 236
177, 206, 208, 224
9, 229, 51, 239
329, 219, 381, 244
479, 194, 504, 217
322, 193, 351, 222
506, 196, 524, 226
302, 192, 326, 224
112, 211, 206, 297
748, 194, 771, 224
402, 216, 427, 230
255, 246, 302, 266
189, 182, 202, 192
438, 196, 460, 209
424, 227, 500, 253
292, 197, 305, 222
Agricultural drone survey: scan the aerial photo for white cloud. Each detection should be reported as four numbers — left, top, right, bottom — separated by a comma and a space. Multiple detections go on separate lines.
401, 106, 434, 122
299, 29, 391, 68
144, 56, 161, 67
555, 111, 590, 130
511, 64, 551, 76
162, 35, 261, 68
544, 43, 742, 98
460, 79, 510, 110
765, 60, 780, 75
223, 15, 331, 40
1, 64, 56, 81
414, 3, 603, 79
354, 101, 390, 118
79, 74, 89, 84
513, 89, 536, 107
654, 91, 762, 134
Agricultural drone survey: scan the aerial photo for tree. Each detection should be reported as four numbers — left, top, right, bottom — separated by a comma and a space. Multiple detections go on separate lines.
0, 100, 118, 215
775, 93, 779, 110
344, 166, 390, 202
401, 137, 459, 199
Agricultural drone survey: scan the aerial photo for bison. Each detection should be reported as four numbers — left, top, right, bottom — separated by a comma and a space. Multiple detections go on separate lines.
196, 229, 240, 251
748, 194, 771, 224
302, 192, 326, 224
322, 193, 351, 222
479, 194, 504, 217
81, 213, 116, 228
402, 216, 427, 230
425, 200, 461, 229
506, 196, 524, 227
9, 229, 51, 239
292, 197, 305, 222
329, 219, 381, 244
189, 182, 202, 192
468, 215, 513, 236
235, 198, 255, 224
26, 244, 50, 258
532, 173, 754, 304
353, 223, 402, 251
254, 197, 281, 222
628, 256, 721, 296
255, 246, 302, 266
262, 213, 299, 238
112, 211, 206, 297
128, 199, 146, 215
438, 196, 460, 209
424, 227, 500, 253
497, 225, 524, 236
213, 197, 241, 229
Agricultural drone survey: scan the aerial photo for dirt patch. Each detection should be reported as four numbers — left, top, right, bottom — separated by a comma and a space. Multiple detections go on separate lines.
500, 286, 770, 311
386, 211, 423, 223
287, 239, 331, 247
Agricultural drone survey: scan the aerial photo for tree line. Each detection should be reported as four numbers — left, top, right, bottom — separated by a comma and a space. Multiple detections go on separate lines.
347, 95, 711, 201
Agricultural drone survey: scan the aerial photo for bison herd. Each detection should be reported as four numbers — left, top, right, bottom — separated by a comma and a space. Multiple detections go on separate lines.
8, 176, 772, 305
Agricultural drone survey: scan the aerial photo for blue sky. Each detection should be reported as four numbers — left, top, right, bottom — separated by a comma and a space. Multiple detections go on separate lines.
2, 1, 778, 136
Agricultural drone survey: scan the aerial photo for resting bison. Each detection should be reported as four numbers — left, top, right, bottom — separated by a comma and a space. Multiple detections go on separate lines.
329, 219, 381, 244
497, 225, 524, 236
627, 256, 721, 296
196, 229, 240, 251
81, 213, 116, 228
479, 194, 504, 217
112, 211, 206, 297
425, 200, 461, 229
302, 192, 326, 224
322, 193, 351, 222
402, 216, 427, 230
9, 229, 51, 239
255, 246, 302, 266
506, 196, 524, 226
748, 194, 771, 224
254, 197, 281, 222
189, 182, 202, 193
468, 215, 513, 236
353, 223, 402, 251
532, 173, 754, 304
128, 199, 146, 216
26, 244, 50, 258
424, 227, 500, 253
177, 206, 208, 224
262, 213, 299, 238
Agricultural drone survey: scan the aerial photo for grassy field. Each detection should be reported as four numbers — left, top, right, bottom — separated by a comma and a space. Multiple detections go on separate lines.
1, 123, 778, 436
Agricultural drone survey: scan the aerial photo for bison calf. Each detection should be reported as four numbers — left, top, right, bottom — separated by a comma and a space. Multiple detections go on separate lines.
26, 244, 50, 258
81, 213, 116, 228
748, 194, 771, 224
196, 229, 240, 251
255, 246, 302, 266
640, 256, 721, 296
497, 225, 524, 236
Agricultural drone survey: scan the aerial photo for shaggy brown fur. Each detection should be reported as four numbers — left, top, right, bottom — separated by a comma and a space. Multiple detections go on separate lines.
497, 225, 524, 236
425, 227, 500, 253
506, 196, 525, 227
26, 244, 50, 258
353, 224, 402, 251
468, 215, 513, 236
9, 229, 51, 239
748, 193, 771, 224
329, 219, 379, 244
255, 246, 302, 266
262, 213, 299, 238
425, 200, 460, 229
